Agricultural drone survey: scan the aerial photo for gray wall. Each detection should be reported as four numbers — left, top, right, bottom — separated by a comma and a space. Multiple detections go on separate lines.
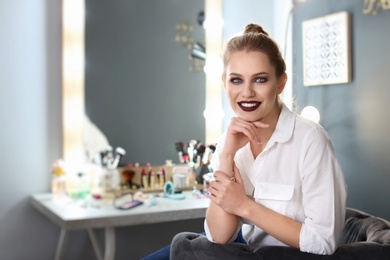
292, 0, 390, 220
85, 0, 206, 165
0, 0, 62, 259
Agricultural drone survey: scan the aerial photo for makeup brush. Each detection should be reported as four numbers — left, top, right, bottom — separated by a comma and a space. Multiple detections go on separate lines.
175, 141, 186, 152
112, 147, 126, 168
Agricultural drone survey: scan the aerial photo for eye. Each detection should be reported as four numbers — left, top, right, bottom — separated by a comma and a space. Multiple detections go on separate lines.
254, 77, 267, 83
230, 77, 243, 84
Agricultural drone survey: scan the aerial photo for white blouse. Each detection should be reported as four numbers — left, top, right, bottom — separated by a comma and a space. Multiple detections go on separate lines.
204, 104, 347, 255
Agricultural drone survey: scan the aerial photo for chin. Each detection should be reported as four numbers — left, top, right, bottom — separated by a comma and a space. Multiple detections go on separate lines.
238, 113, 262, 122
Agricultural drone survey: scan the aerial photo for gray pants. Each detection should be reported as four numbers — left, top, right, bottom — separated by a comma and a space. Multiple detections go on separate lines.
170, 232, 264, 260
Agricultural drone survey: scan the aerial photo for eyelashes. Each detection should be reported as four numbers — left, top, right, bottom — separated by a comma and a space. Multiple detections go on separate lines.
229, 77, 268, 84
254, 77, 267, 83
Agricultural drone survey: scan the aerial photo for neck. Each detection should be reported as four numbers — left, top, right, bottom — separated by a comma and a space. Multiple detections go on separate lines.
260, 103, 282, 137
250, 103, 282, 157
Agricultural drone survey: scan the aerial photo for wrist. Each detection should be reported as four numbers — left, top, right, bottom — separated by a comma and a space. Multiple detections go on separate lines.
238, 197, 255, 219
215, 169, 235, 179
218, 151, 236, 178
219, 151, 236, 160
219, 152, 235, 168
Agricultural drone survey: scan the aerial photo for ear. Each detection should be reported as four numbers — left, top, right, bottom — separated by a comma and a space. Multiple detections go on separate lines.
277, 73, 287, 94
222, 74, 227, 90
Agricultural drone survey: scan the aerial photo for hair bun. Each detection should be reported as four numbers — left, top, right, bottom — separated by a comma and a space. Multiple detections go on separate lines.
243, 23, 269, 36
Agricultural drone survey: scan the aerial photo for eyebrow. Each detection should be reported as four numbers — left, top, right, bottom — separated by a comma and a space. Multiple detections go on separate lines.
228, 72, 270, 77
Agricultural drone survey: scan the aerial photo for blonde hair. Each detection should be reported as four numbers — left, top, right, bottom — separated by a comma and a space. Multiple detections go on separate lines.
221, 23, 286, 78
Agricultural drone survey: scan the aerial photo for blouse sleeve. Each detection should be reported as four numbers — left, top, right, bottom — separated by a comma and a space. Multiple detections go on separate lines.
298, 127, 347, 254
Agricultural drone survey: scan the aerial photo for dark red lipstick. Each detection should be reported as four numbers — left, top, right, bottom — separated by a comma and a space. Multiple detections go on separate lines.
238, 101, 261, 112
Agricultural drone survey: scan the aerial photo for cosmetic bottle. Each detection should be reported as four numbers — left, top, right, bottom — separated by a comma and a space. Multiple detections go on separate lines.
141, 167, 149, 189
76, 172, 90, 199
51, 174, 67, 199
150, 171, 156, 189
51, 159, 67, 199
159, 167, 166, 188
65, 170, 91, 199
164, 160, 174, 182
155, 171, 161, 189
146, 162, 152, 186
122, 163, 135, 189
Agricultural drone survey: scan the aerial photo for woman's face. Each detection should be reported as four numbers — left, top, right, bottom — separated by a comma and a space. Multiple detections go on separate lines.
223, 50, 286, 123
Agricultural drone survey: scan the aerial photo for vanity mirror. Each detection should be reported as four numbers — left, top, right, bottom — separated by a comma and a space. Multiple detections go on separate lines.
63, 0, 208, 166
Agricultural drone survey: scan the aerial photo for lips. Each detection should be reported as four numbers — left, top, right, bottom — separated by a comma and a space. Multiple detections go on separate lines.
238, 101, 261, 112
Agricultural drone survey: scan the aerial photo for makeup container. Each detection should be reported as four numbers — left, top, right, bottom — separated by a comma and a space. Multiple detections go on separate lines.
92, 146, 125, 195
96, 167, 121, 194
172, 164, 192, 189
173, 173, 187, 189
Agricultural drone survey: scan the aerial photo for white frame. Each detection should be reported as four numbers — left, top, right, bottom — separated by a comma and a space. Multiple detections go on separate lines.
302, 12, 351, 86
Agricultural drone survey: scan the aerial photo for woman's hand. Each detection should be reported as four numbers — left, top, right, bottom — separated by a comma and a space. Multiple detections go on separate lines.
222, 117, 269, 156
208, 165, 248, 216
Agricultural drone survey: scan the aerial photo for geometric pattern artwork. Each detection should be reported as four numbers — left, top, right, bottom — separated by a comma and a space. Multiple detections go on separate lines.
302, 12, 351, 86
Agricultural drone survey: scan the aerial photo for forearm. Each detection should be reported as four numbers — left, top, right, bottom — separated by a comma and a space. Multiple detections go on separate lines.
241, 199, 302, 248
206, 151, 239, 243
205, 201, 240, 244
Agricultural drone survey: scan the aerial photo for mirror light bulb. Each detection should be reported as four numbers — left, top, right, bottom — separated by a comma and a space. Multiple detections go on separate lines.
301, 106, 320, 123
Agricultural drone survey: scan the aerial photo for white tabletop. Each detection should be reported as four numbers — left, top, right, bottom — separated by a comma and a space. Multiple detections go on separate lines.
30, 191, 209, 230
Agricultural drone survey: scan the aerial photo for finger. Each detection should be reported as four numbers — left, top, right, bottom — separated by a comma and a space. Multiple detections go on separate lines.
208, 188, 215, 197
253, 121, 270, 128
230, 118, 261, 144
209, 176, 224, 189
213, 171, 231, 182
213, 171, 237, 184
208, 186, 219, 198
209, 178, 219, 188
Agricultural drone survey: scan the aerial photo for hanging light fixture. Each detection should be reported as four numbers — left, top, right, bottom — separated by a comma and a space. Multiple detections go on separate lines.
363, 0, 390, 15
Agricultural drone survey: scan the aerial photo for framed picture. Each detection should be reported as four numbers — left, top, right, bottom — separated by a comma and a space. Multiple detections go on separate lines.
302, 12, 351, 86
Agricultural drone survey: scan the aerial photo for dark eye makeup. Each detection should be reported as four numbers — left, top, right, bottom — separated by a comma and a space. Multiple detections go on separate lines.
254, 77, 267, 83
230, 77, 243, 84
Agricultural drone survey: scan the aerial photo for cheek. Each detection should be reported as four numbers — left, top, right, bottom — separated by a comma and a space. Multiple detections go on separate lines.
226, 87, 237, 99
226, 89, 240, 108
261, 87, 279, 100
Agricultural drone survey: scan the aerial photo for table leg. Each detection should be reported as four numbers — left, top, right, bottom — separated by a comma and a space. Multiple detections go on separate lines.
54, 229, 68, 260
104, 227, 115, 260
88, 229, 103, 260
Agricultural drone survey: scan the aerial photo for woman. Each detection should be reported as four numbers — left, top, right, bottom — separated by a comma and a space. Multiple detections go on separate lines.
169, 23, 347, 259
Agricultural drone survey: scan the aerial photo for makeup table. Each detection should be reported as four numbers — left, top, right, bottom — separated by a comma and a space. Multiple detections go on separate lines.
30, 191, 209, 260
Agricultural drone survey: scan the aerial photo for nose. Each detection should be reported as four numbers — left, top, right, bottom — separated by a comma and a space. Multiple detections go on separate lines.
242, 82, 255, 98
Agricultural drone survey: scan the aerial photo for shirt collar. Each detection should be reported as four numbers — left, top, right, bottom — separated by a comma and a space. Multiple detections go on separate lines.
270, 103, 295, 144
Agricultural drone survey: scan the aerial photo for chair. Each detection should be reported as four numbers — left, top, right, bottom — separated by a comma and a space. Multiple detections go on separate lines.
255, 208, 390, 259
